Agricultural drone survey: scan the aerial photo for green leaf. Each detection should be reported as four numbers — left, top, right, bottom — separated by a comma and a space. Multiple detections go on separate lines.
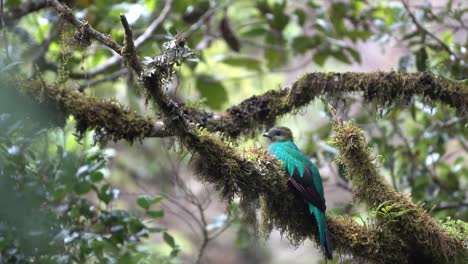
440, 31, 454, 46
313, 52, 328, 66
269, 2, 290, 31
294, 9, 306, 26
137, 196, 152, 210
147, 210, 164, 218
239, 26, 268, 37
148, 227, 167, 233
331, 50, 351, 64
196, 75, 228, 110
74, 181, 92, 194
151, 196, 164, 205
292, 35, 322, 54
136, 195, 163, 210
415, 47, 428, 72
129, 220, 145, 234
91, 171, 104, 183
264, 32, 288, 69
170, 247, 181, 258
218, 56, 262, 71
329, 2, 347, 34
163, 232, 176, 248
99, 184, 113, 204
347, 30, 372, 42
345, 47, 361, 63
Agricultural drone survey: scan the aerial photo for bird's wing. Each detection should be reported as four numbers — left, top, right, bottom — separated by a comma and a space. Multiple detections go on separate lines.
288, 165, 326, 212
271, 142, 326, 212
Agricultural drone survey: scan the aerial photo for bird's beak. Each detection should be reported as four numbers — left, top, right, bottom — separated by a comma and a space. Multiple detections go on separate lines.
262, 132, 271, 139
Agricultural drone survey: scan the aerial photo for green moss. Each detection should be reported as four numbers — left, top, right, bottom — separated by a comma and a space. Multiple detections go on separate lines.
199, 72, 468, 139
330, 118, 466, 263
328, 216, 408, 263
9, 77, 158, 144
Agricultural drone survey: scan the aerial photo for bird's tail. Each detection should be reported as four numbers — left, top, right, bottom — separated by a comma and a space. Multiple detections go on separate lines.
310, 204, 333, 260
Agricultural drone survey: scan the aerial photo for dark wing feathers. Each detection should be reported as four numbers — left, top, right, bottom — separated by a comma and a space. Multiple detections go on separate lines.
288, 165, 326, 212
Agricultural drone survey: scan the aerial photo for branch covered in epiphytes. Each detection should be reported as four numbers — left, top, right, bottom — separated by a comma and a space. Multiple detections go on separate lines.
46, 1, 468, 141
138, 43, 464, 261
4, 76, 171, 143
330, 110, 465, 263
36, 2, 467, 262
137, 57, 412, 262
156, 71, 466, 139
194, 71, 467, 138
47, 0, 123, 55
62, 0, 174, 80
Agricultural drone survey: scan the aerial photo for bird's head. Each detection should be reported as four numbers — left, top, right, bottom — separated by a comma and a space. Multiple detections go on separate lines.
263, 126, 294, 142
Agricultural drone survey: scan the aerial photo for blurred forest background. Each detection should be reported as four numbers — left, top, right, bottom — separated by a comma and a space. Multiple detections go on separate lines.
0, 0, 467, 263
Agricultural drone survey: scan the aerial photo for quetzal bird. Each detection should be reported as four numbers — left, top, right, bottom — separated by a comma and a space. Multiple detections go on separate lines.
263, 126, 333, 260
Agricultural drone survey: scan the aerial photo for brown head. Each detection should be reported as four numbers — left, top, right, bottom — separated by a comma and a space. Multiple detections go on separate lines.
263, 126, 294, 142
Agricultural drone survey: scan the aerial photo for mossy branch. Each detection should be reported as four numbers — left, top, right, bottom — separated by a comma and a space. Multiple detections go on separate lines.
42, 4, 466, 262
46, 1, 468, 140
5, 76, 170, 143
139, 70, 412, 263
48, 0, 122, 55
196, 72, 467, 138
330, 114, 466, 263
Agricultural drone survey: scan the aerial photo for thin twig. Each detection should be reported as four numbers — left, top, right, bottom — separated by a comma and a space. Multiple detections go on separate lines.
195, 203, 209, 264
77, 68, 128, 91
182, 1, 231, 40
120, 14, 143, 74
432, 201, 468, 212
3, 0, 48, 26
65, 0, 174, 79
401, 0, 460, 61
48, 0, 122, 54
134, 0, 174, 47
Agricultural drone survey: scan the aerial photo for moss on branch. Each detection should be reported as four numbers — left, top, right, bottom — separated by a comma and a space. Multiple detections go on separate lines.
195, 72, 467, 138
4, 76, 169, 143
331, 117, 466, 263
29, 3, 468, 262
142, 72, 413, 263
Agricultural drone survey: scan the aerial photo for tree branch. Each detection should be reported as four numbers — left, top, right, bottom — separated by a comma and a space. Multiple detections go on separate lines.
119, 14, 142, 75
4, 76, 171, 143
47, 0, 122, 55
401, 0, 460, 62
330, 113, 465, 263
3, 0, 48, 27
33, 4, 468, 262
64, 0, 174, 79
192, 72, 467, 138
138, 67, 413, 262
45, 1, 467, 142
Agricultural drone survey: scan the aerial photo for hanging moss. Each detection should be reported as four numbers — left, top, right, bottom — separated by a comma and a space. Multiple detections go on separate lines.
181, 72, 467, 139
141, 69, 415, 262
7, 77, 167, 144
330, 118, 466, 263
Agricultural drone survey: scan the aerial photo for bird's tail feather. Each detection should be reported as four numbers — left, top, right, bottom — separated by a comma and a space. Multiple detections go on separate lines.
310, 204, 333, 260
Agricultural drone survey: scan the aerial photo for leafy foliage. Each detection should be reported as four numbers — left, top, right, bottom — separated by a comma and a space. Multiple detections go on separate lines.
0, 116, 177, 263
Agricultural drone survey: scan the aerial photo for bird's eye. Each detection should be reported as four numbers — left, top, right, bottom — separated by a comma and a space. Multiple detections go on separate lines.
275, 131, 280, 136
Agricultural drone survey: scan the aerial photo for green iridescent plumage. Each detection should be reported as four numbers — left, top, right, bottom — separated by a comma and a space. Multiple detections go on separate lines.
264, 127, 332, 260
